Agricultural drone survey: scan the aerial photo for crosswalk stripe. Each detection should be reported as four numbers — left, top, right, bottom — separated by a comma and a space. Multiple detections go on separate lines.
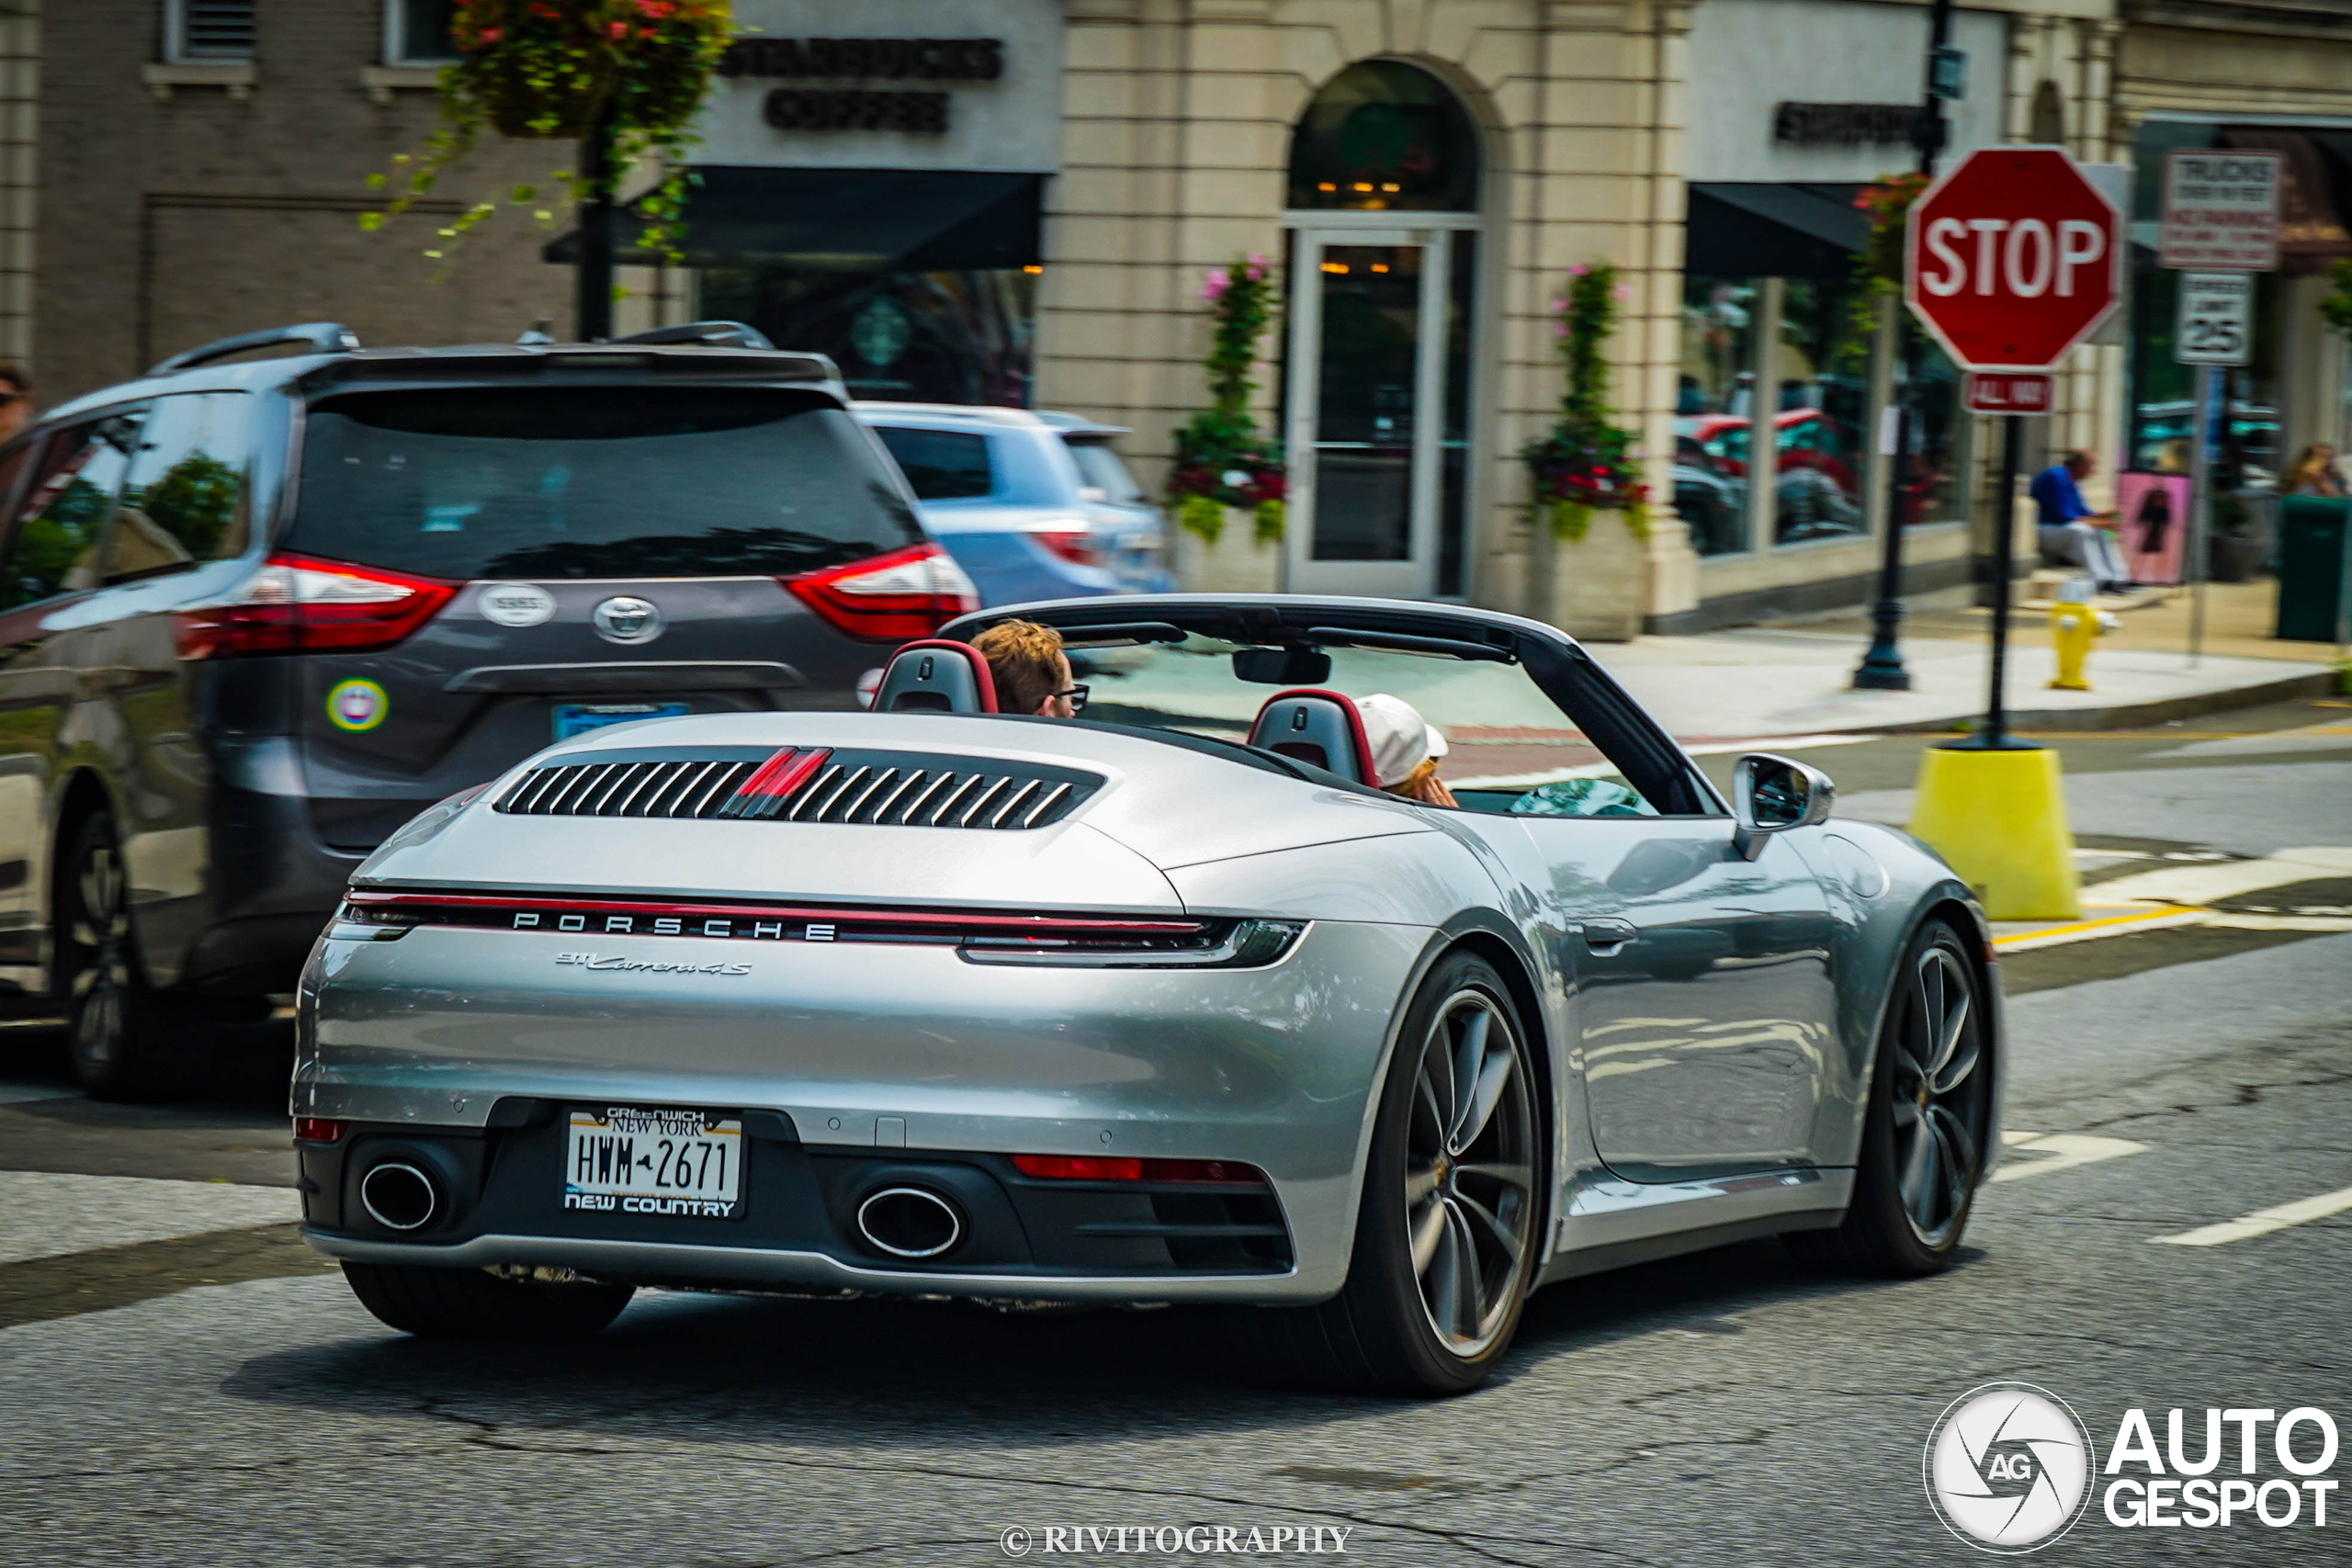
2150, 1185, 2352, 1247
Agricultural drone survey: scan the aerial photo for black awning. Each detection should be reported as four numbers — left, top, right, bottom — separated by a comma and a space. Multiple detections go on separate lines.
1685, 182, 1867, 278
546, 166, 1045, 272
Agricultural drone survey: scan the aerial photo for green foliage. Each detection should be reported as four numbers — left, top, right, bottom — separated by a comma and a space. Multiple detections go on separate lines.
360, 0, 730, 272
1521, 265, 1649, 541
1169, 255, 1287, 544
2321, 259, 2352, 342
1842, 171, 1929, 358
137, 453, 243, 560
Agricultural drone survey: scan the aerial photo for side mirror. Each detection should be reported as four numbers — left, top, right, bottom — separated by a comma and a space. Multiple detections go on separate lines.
1731, 752, 1835, 861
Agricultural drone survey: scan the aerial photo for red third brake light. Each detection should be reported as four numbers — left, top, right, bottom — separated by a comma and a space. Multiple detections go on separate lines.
783, 542, 979, 643
176, 554, 458, 660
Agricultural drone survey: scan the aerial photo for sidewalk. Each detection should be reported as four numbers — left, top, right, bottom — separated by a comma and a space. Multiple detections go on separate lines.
1585, 580, 2337, 740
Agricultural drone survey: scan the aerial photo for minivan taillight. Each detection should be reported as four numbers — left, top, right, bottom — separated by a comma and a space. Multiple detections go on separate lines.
782, 543, 979, 642
176, 554, 458, 660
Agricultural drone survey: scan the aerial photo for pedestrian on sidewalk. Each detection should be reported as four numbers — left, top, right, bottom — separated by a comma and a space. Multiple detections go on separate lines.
0, 363, 30, 445
2285, 443, 2348, 498
2030, 448, 2132, 593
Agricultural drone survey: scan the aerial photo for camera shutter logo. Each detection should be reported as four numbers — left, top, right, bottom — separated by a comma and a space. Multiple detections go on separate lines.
1925, 1382, 2097, 1552
325, 679, 390, 733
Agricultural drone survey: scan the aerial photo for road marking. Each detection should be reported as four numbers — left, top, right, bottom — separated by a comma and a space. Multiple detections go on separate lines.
1994, 907, 2211, 953
1994, 1131, 2148, 1182
2087, 845, 2352, 908
2151, 1184, 2352, 1247
2202, 912, 2352, 933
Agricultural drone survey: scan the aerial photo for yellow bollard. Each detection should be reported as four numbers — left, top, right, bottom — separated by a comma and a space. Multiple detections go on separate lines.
1907, 744, 2081, 920
2047, 574, 2098, 692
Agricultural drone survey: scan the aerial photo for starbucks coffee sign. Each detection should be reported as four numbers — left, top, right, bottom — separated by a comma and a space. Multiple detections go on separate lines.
697, 0, 1062, 172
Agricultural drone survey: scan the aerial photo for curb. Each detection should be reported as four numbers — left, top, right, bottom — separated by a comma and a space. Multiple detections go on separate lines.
1874, 669, 2336, 736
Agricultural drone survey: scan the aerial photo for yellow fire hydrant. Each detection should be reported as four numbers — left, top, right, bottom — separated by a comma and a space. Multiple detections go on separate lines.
2048, 574, 2100, 691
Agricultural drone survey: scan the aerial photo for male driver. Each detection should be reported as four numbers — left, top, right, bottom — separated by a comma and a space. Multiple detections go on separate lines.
2030, 448, 2131, 592
973, 618, 1086, 718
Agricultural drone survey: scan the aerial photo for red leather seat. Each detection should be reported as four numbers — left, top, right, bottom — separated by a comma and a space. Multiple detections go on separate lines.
1246, 689, 1375, 784
871, 640, 998, 714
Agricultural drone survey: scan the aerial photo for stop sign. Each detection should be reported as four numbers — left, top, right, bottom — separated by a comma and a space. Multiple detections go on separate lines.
1905, 147, 2121, 370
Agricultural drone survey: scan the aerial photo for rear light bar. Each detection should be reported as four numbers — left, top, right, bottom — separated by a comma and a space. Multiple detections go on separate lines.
783, 542, 978, 643
294, 1117, 346, 1144
177, 553, 458, 660
332, 890, 1305, 967
1010, 1155, 1269, 1185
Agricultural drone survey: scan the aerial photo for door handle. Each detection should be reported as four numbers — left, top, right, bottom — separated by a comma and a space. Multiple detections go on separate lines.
1577, 919, 1636, 955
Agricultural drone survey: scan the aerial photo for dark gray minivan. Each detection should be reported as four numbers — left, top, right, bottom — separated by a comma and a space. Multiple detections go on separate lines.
0, 323, 973, 1097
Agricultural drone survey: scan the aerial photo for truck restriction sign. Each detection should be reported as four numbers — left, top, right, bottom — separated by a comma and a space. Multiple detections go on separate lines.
2159, 151, 2282, 273
2176, 273, 2253, 366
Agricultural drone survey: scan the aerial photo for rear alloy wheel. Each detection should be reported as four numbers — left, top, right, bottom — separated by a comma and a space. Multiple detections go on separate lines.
342, 1262, 635, 1341
58, 814, 195, 1100
1789, 919, 1990, 1276
1254, 953, 1542, 1395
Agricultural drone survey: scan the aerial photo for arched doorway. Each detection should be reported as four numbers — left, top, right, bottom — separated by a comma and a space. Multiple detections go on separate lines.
1283, 62, 1483, 597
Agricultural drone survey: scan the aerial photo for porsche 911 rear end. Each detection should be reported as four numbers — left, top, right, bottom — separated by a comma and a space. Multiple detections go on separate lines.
293, 715, 1432, 1324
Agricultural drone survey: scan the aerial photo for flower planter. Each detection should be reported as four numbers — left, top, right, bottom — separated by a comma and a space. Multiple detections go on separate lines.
1541, 511, 1648, 641
1175, 512, 1283, 594
2208, 533, 2267, 583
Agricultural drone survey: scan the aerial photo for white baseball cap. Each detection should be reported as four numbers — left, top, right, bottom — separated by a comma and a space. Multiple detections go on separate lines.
1355, 692, 1449, 788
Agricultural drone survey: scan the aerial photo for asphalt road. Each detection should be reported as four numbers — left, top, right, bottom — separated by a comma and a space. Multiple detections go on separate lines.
2, 699, 2348, 1566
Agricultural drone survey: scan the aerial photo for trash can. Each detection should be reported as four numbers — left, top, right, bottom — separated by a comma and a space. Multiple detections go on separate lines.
2275, 496, 2352, 643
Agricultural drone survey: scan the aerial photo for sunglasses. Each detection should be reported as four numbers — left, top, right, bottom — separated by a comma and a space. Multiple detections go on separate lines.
1054, 683, 1090, 713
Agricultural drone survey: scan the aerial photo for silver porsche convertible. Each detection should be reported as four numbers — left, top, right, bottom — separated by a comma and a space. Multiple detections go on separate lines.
294, 595, 2001, 1394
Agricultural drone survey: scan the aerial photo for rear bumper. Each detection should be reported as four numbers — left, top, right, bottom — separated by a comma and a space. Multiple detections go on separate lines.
298, 919, 1430, 1299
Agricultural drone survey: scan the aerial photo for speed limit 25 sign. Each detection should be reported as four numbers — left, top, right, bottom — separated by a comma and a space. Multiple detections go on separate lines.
2176, 272, 2253, 367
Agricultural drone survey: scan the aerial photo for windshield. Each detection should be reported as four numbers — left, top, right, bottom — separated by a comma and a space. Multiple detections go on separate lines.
288, 387, 922, 580
1073, 634, 1660, 817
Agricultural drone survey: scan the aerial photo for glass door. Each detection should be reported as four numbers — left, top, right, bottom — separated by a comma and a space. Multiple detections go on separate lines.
1284, 228, 1471, 597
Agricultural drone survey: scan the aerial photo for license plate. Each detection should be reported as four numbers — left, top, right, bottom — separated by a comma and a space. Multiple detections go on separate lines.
563, 1106, 743, 1219
552, 702, 690, 740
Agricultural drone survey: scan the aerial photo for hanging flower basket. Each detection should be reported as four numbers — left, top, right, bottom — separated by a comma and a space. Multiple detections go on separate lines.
1520, 265, 1649, 541
1170, 256, 1287, 547
363, 0, 731, 265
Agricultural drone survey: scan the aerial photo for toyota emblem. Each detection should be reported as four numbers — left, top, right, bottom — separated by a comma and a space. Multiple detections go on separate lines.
590, 595, 662, 645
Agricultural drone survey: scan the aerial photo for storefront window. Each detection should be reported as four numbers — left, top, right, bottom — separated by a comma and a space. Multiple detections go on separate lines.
696, 268, 1037, 407
1773, 277, 1869, 543
1904, 336, 1963, 526
1676, 276, 1756, 556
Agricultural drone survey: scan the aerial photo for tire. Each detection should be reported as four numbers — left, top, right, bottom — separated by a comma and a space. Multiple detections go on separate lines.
1788, 919, 1992, 1277
341, 1262, 635, 1341
1251, 952, 1544, 1396
56, 812, 205, 1101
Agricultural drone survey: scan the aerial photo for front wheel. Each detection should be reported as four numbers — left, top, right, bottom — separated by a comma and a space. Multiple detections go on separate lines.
1253, 952, 1544, 1395
1789, 919, 1992, 1276
342, 1262, 636, 1341
58, 812, 198, 1100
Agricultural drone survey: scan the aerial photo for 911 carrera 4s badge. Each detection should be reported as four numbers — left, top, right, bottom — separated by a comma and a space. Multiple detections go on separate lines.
554, 952, 752, 976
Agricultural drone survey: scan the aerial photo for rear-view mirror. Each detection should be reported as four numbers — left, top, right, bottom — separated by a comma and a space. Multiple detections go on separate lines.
1233, 647, 1333, 685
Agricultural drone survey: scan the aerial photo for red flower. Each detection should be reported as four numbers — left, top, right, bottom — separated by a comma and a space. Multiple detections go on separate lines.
610, 18, 628, 35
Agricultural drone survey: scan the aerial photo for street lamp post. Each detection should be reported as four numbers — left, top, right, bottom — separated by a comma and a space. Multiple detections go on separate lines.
575, 109, 617, 343
1852, 0, 1958, 692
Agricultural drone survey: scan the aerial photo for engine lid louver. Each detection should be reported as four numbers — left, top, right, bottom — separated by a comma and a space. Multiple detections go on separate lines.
493, 747, 1099, 830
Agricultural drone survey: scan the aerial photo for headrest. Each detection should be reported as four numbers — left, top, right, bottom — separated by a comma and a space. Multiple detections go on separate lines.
871, 639, 998, 714
1245, 688, 1376, 785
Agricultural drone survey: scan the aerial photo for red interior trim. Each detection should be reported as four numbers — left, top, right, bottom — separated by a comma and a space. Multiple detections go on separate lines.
344, 889, 1202, 936
1253, 688, 1377, 784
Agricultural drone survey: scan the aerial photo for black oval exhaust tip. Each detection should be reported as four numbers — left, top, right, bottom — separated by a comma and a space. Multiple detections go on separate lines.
359, 1161, 440, 1232
855, 1186, 965, 1258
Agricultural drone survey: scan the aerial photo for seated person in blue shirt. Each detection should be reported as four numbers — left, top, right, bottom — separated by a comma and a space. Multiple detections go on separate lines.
2030, 449, 2131, 592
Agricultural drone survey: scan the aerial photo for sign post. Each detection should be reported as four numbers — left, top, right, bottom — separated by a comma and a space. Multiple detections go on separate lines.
2160, 154, 2280, 670
1900, 145, 2121, 920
